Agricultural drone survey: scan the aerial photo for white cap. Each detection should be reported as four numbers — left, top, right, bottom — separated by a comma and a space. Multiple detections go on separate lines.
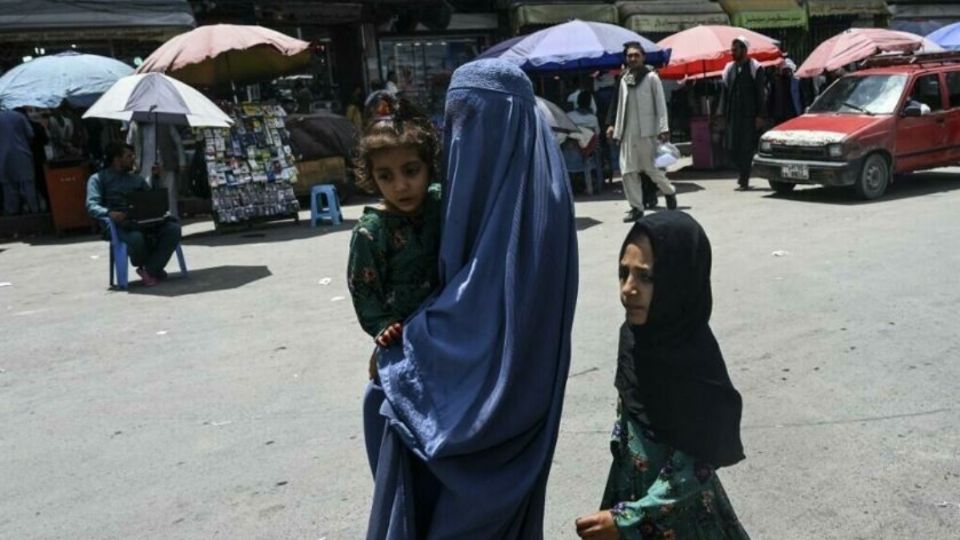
734, 35, 750, 49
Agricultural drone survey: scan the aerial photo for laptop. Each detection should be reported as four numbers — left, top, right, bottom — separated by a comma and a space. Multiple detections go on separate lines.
124, 189, 169, 225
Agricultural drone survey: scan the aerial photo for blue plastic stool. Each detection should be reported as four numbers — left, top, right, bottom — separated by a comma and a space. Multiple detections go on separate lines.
310, 184, 343, 227
102, 218, 188, 290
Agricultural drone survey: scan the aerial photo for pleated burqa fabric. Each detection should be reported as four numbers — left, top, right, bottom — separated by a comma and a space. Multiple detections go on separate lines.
366, 59, 579, 540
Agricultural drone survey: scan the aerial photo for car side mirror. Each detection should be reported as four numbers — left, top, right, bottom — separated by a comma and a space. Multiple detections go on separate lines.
903, 103, 923, 117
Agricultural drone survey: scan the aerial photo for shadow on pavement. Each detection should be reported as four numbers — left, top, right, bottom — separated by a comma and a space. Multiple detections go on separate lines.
184, 219, 357, 247
763, 170, 960, 205
125, 265, 272, 297
576, 217, 602, 231
670, 167, 740, 181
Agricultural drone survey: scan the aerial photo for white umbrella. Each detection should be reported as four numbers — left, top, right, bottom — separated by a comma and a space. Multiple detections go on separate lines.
83, 73, 232, 128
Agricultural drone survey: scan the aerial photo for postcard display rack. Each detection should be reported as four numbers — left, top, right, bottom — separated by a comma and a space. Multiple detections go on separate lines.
200, 103, 301, 227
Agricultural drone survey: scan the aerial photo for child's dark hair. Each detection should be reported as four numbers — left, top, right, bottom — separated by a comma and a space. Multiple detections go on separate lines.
355, 92, 440, 194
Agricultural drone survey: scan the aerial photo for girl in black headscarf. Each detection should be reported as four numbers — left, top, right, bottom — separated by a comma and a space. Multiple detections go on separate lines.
575, 212, 750, 540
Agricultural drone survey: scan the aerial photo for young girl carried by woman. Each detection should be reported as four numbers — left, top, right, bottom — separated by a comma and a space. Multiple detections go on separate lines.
346, 92, 443, 471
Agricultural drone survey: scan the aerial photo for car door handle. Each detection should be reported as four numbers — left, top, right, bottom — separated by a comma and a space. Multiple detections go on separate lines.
936, 117, 946, 124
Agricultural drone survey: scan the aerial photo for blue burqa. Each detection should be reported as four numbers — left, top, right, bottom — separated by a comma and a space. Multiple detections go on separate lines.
365, 59, 579, 539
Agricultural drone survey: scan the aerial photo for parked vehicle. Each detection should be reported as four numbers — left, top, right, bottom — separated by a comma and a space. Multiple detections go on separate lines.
754, 52, 960, 199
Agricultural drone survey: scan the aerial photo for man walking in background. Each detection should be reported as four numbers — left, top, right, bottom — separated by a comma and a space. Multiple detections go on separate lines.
722, 37, 767, 191
606, 41, 677, 222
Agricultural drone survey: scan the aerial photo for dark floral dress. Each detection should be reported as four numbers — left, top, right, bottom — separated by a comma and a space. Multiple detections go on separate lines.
601, 407, 751, 540
347, 185, 442, 339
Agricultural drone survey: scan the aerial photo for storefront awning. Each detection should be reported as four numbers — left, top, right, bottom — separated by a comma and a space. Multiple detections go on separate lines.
808, 0, 890, 17
618, 1, 730, 33
0, 0, 195, 42
509, 2, 619, 32
718, 0, 808, 29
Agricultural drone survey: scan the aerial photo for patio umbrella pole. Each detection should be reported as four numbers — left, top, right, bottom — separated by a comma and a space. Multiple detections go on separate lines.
226, 51, 239, 104
153, 109, 160, 188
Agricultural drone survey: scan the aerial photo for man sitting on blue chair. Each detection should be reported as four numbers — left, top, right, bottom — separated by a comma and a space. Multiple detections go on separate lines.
85, 142, 182, 287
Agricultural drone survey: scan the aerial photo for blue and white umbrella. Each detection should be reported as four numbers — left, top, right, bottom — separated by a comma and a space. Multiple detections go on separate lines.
0, 51, 133, 109
83, 73, 232, 128
477, 19, 671, 71
926, 22, 960, 51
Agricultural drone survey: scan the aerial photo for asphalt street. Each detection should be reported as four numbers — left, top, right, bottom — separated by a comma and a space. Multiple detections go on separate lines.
2, 169, 959, 540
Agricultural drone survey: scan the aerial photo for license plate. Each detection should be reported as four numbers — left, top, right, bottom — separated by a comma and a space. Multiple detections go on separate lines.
782, 163, 809, 180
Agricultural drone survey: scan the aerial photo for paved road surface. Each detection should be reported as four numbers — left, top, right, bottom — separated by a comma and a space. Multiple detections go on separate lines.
2, 170, 959, 539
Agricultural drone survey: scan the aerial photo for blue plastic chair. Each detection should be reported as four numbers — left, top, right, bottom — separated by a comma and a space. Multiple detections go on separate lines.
101, 218, 187, 290
561, 141, 603, 195
310, 184, 343, 227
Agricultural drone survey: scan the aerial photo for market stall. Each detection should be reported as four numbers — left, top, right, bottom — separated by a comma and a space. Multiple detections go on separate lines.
200, 103, 300, 227
0, 51, 133, 232
134, 24, 314, 228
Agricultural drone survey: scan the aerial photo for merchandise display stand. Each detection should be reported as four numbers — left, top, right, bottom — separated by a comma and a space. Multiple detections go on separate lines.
200, 103, 301, 230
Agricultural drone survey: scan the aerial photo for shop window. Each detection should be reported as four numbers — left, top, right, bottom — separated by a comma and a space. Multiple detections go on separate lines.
378, 37, 483, 121
946, 71, 960, 109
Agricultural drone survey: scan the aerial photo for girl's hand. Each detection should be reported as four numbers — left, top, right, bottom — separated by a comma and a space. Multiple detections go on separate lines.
574, 511, 619, 539
376, 322, 403, 348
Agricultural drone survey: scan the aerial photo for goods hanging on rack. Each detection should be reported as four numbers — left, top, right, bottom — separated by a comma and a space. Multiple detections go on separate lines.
200, 103, 301, 226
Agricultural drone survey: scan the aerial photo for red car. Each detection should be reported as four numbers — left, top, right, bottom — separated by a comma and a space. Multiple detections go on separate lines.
754, 53, 960, 200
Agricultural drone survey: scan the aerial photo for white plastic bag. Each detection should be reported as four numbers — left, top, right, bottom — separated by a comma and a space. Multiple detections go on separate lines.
655, 142, 681, 170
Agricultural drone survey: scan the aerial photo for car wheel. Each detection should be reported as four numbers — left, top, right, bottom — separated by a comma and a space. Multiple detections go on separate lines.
769, 180, 796, 195
855, 154, 889, 200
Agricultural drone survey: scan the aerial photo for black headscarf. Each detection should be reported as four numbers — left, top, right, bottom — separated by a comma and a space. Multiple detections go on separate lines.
615, 212, 745, 468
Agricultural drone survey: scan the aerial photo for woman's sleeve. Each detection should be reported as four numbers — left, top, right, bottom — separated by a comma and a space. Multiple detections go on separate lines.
347, 226, 398, 338
609, 450, 711, 540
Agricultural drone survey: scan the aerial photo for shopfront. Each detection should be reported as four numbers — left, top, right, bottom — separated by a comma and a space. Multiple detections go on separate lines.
718, 0, 809, 60
617, 0, 730, 43
0, 0, 194, 235
508, 1, 619, 34
376, 14, 497, 120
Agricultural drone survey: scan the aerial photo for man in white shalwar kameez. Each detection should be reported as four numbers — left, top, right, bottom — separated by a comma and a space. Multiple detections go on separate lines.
607, 42, 677, 222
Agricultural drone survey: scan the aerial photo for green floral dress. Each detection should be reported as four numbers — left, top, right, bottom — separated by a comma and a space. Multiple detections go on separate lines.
347, 185, 442, 339
601, 408, 751, 540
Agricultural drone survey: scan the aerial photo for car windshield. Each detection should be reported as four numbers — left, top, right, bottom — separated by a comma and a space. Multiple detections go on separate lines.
808, 74, 908, 115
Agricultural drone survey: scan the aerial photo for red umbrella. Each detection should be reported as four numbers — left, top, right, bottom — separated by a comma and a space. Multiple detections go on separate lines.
795, 28, 942, 79
656, 25, 782, 81
136, 24, 311, 88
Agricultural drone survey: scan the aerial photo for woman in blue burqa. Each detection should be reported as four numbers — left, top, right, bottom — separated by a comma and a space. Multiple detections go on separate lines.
363, 59, 579, 539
